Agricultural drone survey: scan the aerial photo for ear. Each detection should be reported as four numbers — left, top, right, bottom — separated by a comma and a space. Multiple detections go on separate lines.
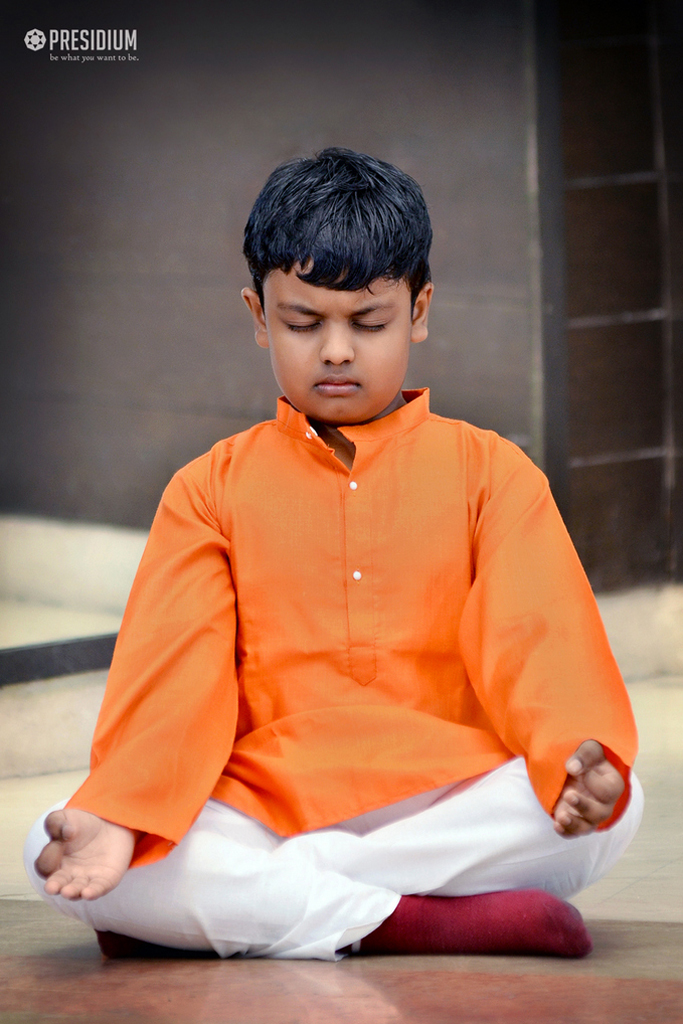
410, 282, 433, 344
241, 287, 269, 348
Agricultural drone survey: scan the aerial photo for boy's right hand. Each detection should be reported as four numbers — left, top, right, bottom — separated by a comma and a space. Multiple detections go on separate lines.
35, 808, 137, 901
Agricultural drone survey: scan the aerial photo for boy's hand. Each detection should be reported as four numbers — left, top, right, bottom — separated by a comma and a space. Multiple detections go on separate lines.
552, 739, 625, 838
35, 808, 137, 900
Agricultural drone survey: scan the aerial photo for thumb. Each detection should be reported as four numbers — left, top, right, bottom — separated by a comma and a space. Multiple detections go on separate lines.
565, 739, 604, 777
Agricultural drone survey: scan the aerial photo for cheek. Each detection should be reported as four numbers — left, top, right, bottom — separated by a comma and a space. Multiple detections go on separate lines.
269, 345, 308, 394
268, 348, 289, 391
377, 345, 410, 383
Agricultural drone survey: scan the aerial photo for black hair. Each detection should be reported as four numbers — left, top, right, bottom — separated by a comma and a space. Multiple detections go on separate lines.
243, 147, 432, 307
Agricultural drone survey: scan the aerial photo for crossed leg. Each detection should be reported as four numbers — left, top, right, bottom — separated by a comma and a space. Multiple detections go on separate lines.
24, 759, 644, 961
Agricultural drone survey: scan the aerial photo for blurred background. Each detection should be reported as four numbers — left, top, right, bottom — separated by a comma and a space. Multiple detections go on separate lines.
2, 1, 682, 953
0, 0, 681, 683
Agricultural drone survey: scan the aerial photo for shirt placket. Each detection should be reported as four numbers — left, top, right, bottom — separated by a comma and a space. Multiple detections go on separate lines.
342, 454, 376, 685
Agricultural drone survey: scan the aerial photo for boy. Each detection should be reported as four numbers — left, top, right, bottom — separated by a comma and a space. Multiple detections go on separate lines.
26, 148, 642, 960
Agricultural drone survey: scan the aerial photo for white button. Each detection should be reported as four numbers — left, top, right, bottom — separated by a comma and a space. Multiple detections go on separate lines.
352, 570, 362, 581
349, 481, 358, 490
305, 432, 312, 439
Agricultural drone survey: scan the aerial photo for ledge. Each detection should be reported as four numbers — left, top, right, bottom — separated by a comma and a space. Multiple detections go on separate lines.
0, 635, 117, 687
0, 585, 680, 778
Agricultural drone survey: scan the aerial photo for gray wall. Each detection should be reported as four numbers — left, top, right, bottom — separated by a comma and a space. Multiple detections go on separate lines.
1, 0, 542, 528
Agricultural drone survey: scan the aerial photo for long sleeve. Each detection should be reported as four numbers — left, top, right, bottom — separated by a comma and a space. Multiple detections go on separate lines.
67, 447, 239, 865
65, 394, 639, 850
458, 439, 637, 827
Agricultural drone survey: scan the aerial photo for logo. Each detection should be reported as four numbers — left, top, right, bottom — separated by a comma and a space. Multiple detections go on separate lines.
23, 27, 138, 62
24, 28, 46, 50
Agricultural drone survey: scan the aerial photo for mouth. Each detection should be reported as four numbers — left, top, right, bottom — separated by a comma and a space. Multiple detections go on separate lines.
314, 377, 360, 396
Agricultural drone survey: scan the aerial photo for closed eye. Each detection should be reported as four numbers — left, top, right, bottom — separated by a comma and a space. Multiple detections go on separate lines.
353, 322, 387, 332
286, 322, 320, 332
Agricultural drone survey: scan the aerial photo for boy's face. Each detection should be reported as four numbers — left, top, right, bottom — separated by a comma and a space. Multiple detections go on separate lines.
242, 270, 432, 426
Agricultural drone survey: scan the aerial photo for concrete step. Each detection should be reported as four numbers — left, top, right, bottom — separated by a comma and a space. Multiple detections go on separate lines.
0, 670, 107, 778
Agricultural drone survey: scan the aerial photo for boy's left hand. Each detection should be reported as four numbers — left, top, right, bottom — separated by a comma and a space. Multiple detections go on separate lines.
552, 739, 625, 838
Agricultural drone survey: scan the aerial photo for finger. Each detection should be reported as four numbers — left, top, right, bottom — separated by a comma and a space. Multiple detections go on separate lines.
59, 875, 111, 901
570, 782, 612, 814
43, 811, 80, 852
565, 739, 604, 776
566, 793, 610, 826
35, 839, 66, 880
553, 801, 582, 831
568, 792, 597, 819
43, 869, 82, 897
553, 796, 596, 832
554, 813, 576, 834
554, 807, 583, 835
560, 785, 591, 811
568, 760, 625, 808
43, 810, 69, 842
553, 793, 601, 833
80, 880, 111, 901
554, 817, 578, 837
554, 816, 594, 838
58, 880, 89, 901
586, 769, 625, 807
43, 870, 102, 901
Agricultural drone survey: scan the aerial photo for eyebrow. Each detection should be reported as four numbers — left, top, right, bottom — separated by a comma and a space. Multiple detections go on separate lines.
275, 302, 392, 316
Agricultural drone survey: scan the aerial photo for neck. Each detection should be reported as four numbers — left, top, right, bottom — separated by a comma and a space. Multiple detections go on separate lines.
307, 390, 409, 470
308, 421, 355, 470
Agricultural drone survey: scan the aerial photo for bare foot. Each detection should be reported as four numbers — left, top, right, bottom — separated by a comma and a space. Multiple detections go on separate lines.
553, 739, 625, 838
35, 808, 138, 900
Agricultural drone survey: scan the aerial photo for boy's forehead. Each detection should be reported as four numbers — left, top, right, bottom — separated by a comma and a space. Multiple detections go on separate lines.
262, 269, 410, 310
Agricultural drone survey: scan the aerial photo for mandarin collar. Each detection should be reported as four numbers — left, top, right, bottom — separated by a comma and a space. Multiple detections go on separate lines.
276, 389, 430, 443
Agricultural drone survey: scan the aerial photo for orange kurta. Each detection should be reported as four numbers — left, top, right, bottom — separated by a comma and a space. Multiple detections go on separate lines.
68, 390, 638, 866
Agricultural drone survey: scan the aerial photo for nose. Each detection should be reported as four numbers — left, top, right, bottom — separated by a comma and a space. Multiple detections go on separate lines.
319, 325, 355, 364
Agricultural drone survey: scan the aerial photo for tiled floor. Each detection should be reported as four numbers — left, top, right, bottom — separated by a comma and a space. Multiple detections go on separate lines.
1, 674, 682, 1022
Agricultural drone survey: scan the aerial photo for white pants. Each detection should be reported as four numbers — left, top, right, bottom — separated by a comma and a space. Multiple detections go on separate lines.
24, 758, 643, 961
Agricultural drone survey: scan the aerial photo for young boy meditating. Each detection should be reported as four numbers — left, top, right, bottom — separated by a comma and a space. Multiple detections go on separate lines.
26, 148, 642, 960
